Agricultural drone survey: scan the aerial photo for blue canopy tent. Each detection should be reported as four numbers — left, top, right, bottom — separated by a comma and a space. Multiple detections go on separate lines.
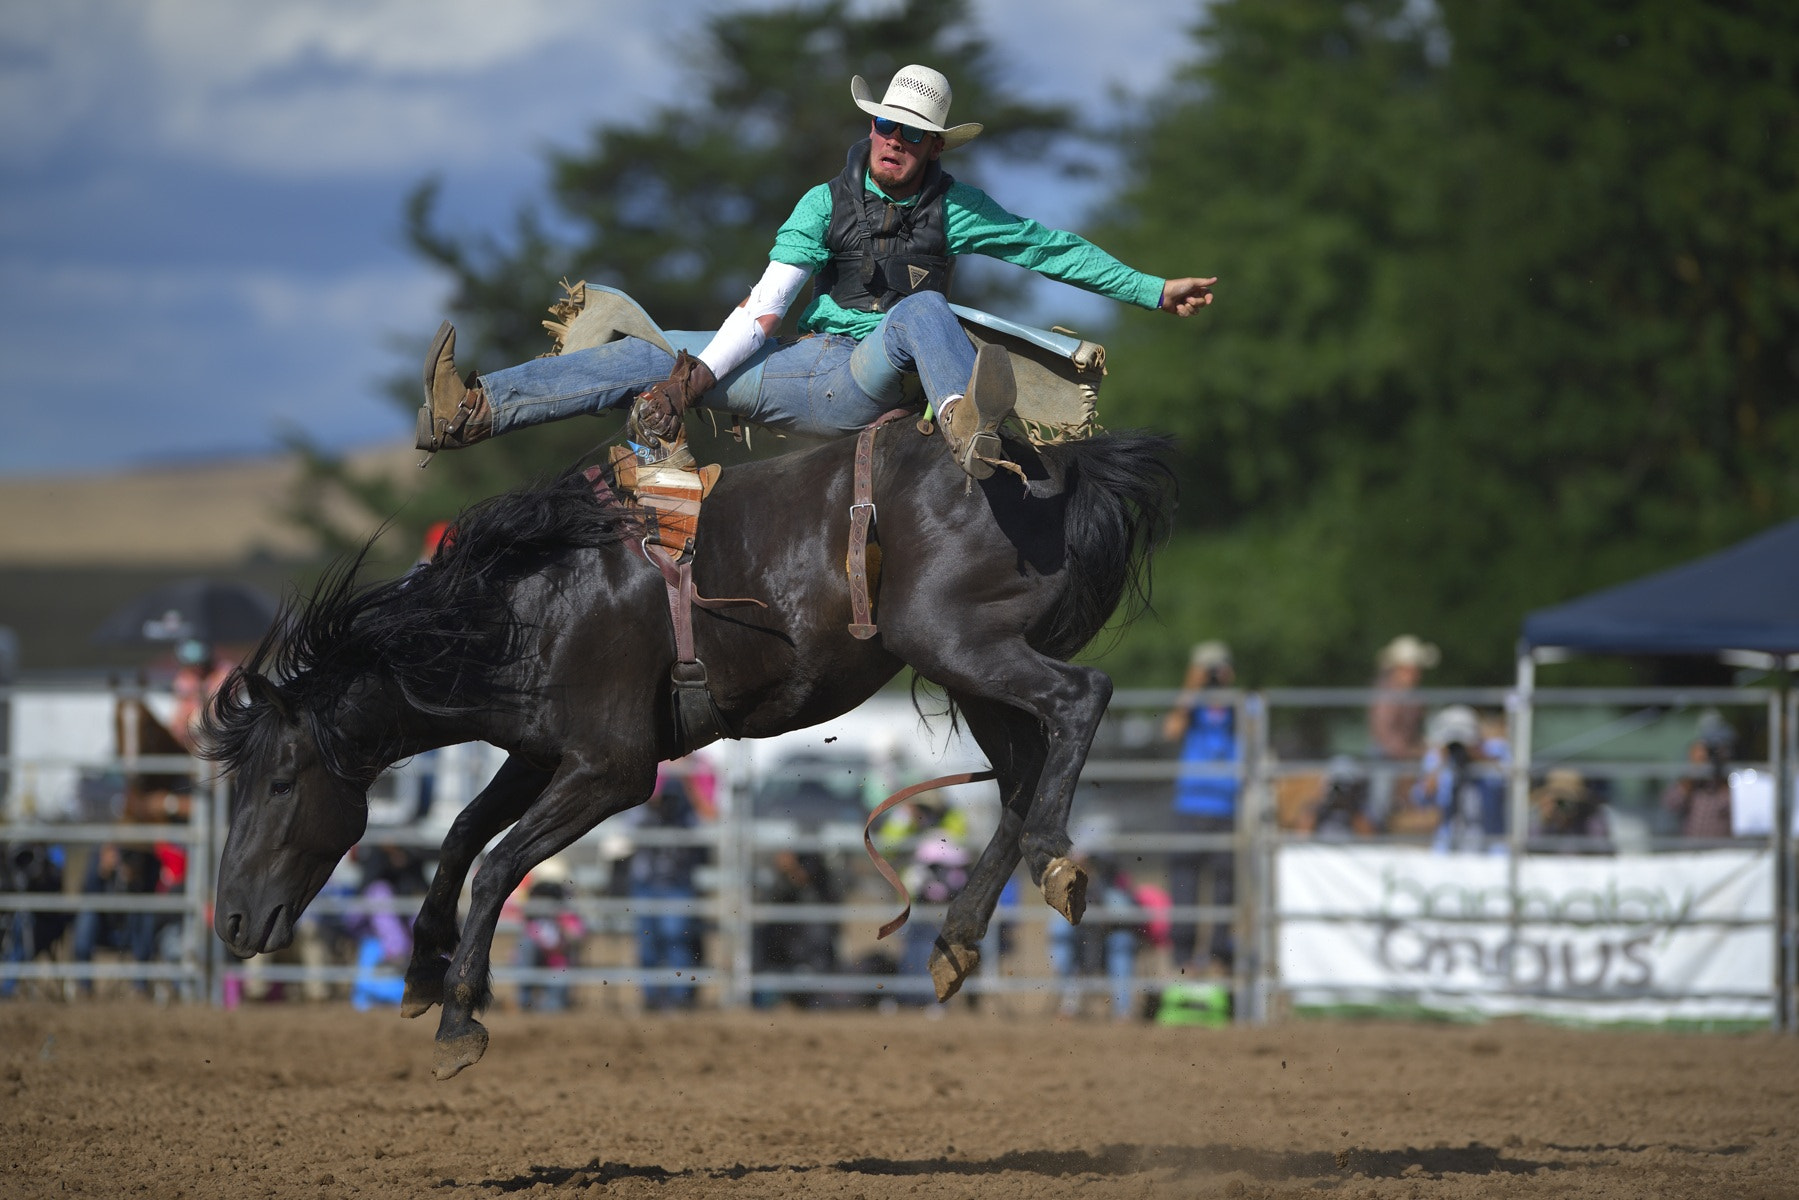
1515, 520, 1798, 1031
1521, 518, 1799, 659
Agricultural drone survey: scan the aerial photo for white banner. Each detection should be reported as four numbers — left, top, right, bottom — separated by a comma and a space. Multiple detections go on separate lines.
1276, 845, 1775, 1025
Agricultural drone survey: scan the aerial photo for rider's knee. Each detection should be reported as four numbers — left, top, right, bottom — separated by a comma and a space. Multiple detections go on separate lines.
888, 291, 953, 321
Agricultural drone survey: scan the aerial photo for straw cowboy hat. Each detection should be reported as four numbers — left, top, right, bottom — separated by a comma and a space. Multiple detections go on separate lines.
1377, 634, 1440, 671
1539, 768, 1589, 804
1189, 640, 1233, 670
850, 64, 983, 150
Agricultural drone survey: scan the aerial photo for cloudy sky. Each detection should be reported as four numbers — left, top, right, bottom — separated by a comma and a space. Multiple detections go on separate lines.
0, 0, 1204, 477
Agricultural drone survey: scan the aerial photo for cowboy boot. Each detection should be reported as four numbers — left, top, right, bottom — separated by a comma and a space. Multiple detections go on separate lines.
416, 322, 493, 453
626, 350, 715, 463
940, 343, 1016, 480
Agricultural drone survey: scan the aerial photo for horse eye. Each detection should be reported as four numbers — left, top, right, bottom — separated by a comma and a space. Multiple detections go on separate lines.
270, 780, 294, 796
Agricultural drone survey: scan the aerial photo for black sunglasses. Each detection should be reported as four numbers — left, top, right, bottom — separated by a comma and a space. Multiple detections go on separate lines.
872, 117, 930, 145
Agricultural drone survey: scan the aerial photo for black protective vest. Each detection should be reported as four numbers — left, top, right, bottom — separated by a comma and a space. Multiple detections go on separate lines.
816, 139, 955, 314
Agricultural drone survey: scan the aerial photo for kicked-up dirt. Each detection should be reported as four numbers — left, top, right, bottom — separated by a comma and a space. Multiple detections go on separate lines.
1, 1001, 1795, 1199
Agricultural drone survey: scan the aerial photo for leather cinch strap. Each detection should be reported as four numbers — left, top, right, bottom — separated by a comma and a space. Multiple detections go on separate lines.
847, 409, 913, 639
862, 769, 998, 939
587, 463, 765, 753
640, 540, 765, 756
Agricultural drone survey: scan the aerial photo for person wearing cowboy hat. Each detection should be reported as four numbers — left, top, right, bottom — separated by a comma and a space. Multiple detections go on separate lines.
1368, 635, 1440, 761
1531, 767, 1610, 851
418, 64, 1217, 478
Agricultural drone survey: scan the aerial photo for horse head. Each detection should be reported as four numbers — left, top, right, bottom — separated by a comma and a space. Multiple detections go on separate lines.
210, 670, 369, 958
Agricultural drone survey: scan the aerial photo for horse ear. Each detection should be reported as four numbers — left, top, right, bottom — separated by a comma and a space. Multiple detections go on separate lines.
242, 671, 298, 723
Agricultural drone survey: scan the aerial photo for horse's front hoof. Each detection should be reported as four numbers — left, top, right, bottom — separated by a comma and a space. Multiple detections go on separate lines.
432, 1024, 489, 1081
928, 942, 980, 1003
1042, 857, 1088, 925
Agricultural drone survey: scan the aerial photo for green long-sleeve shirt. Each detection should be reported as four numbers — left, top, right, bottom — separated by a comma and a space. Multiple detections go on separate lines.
769, 170, 1165, 339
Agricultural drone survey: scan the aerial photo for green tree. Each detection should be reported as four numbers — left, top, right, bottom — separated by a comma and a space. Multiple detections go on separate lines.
1092, 0, 1799, 686
293, 0, 1070, 569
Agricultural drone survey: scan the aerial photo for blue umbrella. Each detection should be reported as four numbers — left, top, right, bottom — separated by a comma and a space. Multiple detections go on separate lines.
92, 578, 281, 647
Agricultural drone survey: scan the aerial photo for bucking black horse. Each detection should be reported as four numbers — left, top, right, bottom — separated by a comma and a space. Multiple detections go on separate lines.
204, 423, 1173, 1078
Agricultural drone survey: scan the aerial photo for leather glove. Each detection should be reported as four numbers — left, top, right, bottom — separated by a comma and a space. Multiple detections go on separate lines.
633, 351, 716, 442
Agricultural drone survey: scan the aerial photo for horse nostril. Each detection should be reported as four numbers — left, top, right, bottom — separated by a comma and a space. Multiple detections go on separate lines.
225, 912, 243, 945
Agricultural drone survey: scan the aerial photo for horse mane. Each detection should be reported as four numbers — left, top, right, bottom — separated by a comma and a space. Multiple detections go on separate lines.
202, 468, 640, 782
1035, 431, 1178, 660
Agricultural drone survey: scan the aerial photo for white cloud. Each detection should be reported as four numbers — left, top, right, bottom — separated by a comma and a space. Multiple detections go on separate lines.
1, 0, 1201, 177
0, 0, 693, 176
2, 258, 445, 341
970, 0, 1203, 112
137, 0, 678, 176
0, 3, 142, 159
235, 264, 448, 336
139, 0, 597, 80
0, 257, 445, 472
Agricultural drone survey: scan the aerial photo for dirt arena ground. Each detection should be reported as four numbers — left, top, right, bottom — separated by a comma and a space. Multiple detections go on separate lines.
3, 1002, 1795, 1200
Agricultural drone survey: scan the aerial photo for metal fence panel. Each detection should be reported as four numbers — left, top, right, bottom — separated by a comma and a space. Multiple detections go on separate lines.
3, 680, 1791, 1028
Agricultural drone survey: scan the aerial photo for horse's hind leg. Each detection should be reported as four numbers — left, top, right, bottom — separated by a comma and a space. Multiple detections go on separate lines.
900, 637, 1112, 926
925, 694, 1045, 1002
432, 754, 654, 1080
401, 755, 551, 1018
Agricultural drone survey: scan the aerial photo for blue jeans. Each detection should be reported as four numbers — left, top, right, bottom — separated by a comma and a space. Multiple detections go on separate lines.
481, 292, 978, 440
899, 919, 943, 1008
1168, 814, 1235, 969
1048, 924, 1138, 1020
633, 882, 698, 1010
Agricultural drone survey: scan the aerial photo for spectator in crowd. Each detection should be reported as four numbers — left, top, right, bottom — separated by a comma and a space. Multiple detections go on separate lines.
1531, 768, 1611, 852
509, 855, 585, 1012
70, 841, 169, 993
876, 786, 971, 848
2, 842, 70, 997
1661, 712, 1737, 840
169, 639, 235, 755
1417, 704, 1509, 853
1046, 820, 1162, 1021
347, 844, 426, 1010
74, 638, 230, 996
884, 792, 971, 1006
1160, 640, 1238, 972
1368, 635, 1439, 759
630, 766, 707, 1011
754, 846, 843, 1008
1303, 757, 1376, 840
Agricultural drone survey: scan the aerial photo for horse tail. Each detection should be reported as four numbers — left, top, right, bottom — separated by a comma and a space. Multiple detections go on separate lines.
1039, 431, 1178, 661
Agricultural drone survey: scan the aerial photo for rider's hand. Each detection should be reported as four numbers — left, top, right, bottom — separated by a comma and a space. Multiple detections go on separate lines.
1159, 277, 1217, 316
633, 352, 717, 441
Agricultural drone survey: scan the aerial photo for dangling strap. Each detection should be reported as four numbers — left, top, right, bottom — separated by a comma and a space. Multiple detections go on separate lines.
639, 540, 766, 612
847, 409, 913, 639
862, 769, 998, 939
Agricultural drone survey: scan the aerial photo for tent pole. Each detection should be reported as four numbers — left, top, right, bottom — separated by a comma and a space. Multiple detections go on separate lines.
1784, 685, 1796, 1032
1508, 647, 1536, 935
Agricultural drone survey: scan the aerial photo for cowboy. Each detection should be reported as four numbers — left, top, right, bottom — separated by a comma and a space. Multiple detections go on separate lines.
418, 64, 1216, 478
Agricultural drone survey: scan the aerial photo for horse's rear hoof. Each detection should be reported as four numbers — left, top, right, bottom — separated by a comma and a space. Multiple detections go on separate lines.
400, 978, 441, 1019
1042, 857, 1088, 925
432, 1024, 489, 1081
928, 942, 980, 1003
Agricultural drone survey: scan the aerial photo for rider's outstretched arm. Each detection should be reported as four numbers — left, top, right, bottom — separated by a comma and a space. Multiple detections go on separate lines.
696, 261, 811, 380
